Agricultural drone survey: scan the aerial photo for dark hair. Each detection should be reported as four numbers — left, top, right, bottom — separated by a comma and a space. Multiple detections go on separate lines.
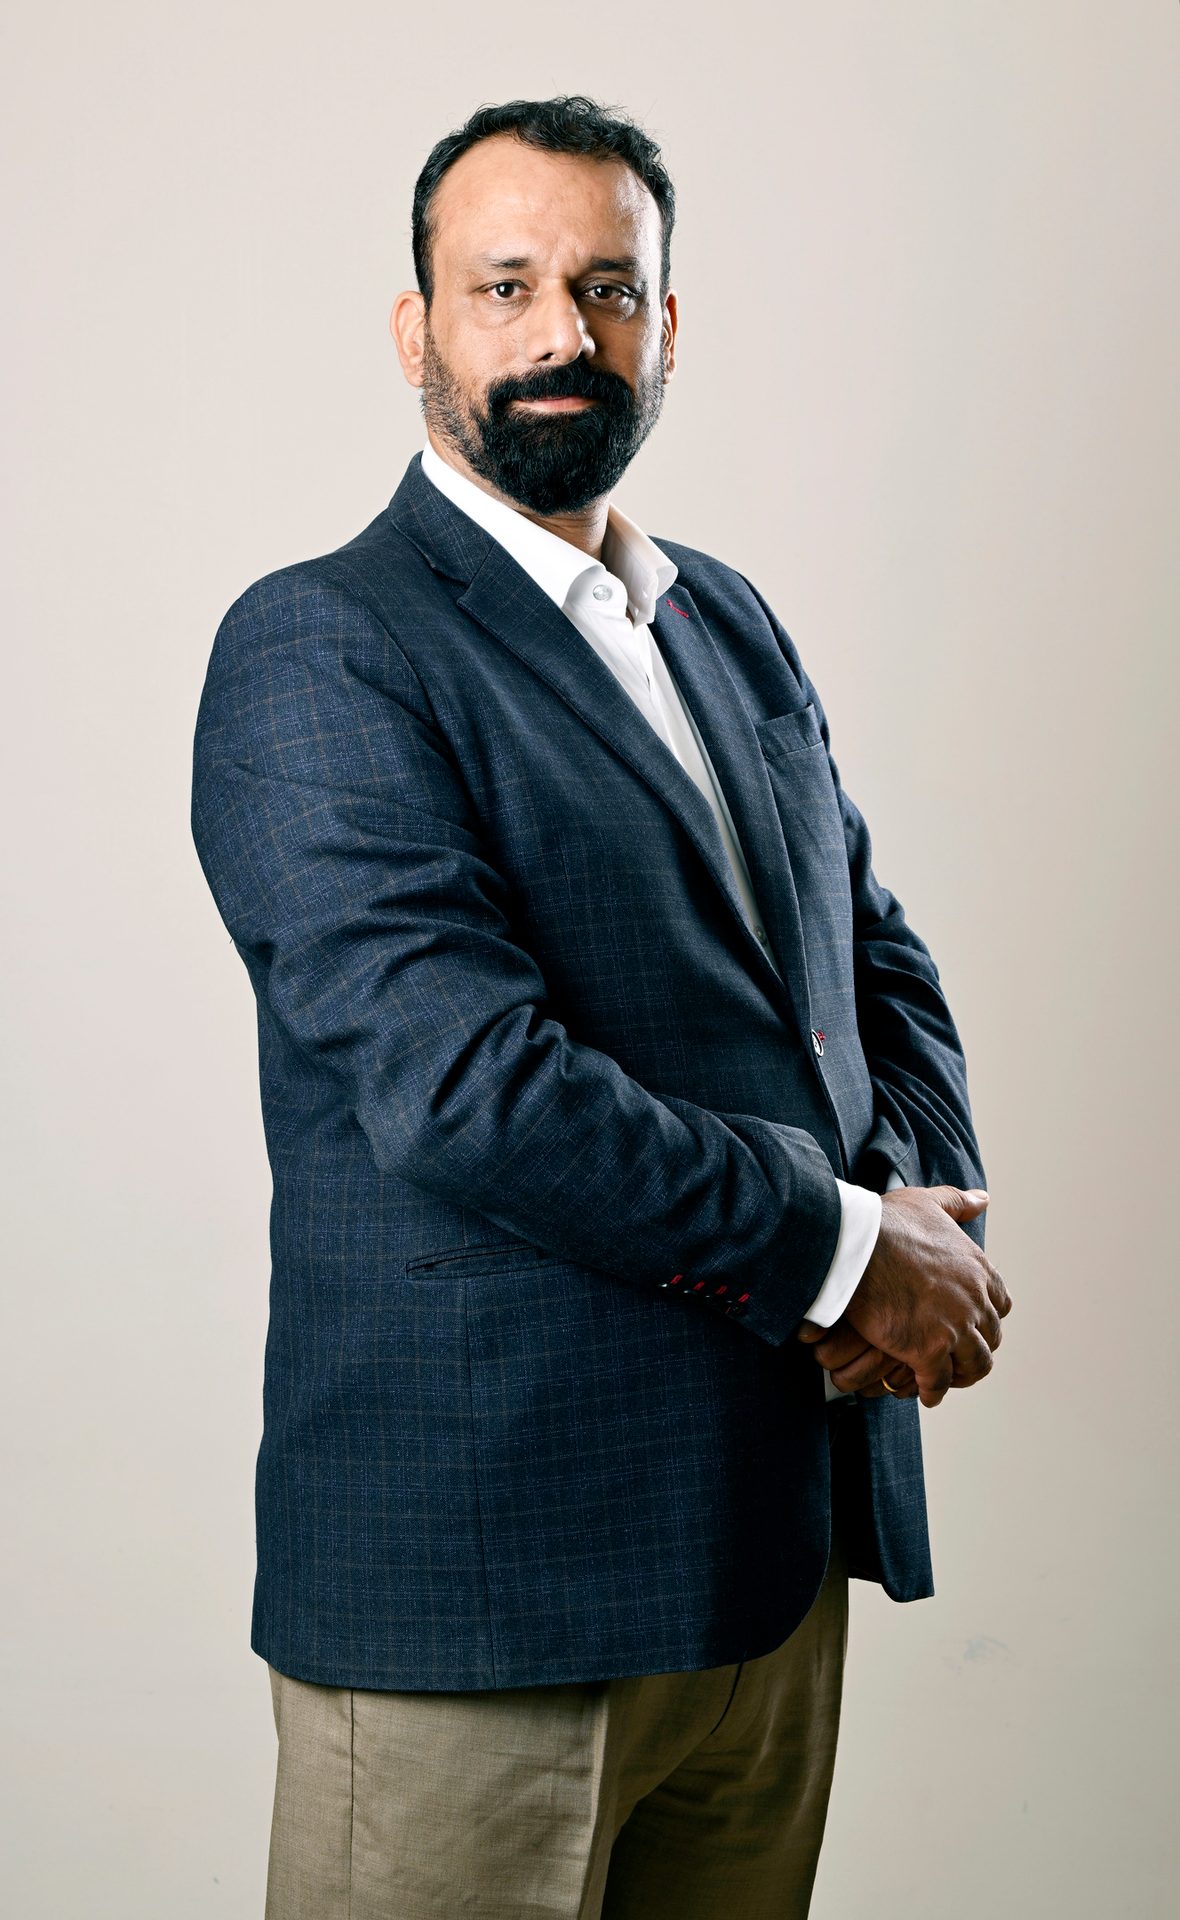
411, 94, 676, 310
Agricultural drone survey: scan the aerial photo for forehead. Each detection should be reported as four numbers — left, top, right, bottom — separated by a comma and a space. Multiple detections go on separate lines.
429, 134, 660, 271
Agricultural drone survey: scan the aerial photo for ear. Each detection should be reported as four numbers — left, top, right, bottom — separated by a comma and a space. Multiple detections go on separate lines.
661, 287, 678, 380
391, 289, 427, 388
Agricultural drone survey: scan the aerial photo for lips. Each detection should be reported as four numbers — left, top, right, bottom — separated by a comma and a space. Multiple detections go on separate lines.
516, 396, 595, 408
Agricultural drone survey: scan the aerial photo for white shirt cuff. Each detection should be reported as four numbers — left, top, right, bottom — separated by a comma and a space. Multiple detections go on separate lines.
817, 1165, 907, 1402
805, 1180, 883, 1328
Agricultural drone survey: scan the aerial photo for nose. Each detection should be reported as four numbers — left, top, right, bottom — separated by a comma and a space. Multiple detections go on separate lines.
523, 284, 595, 366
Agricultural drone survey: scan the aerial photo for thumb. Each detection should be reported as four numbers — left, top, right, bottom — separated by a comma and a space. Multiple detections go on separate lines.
794, 1317, 826, 1343
934, 1184, 990, 1222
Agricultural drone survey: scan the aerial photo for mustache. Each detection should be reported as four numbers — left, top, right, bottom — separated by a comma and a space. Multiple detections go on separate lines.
487, 363, 633, 411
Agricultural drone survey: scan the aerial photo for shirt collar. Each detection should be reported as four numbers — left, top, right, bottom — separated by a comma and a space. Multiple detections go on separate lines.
419, 438, 677, 627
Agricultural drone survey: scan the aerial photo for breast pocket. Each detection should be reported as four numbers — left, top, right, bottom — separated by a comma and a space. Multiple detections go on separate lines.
755, 706, 847, 873
754, 701, 824, 758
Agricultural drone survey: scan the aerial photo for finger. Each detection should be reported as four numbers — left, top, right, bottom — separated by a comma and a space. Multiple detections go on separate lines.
811, 1326, 876, 1369
860, 1363, 917, 1400
794, 1319, 826, 1344
934, 1185, 990, 1223
830, 1346, 895, 1393
976, 1302, 1003, 1352
950, 1327, 995, 1386
915, 1350, 954, 1407
986, 1264, 1012, 1319
880, 1365, 919, 1400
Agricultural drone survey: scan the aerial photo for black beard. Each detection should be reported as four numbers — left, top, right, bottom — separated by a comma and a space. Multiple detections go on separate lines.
421, 328, 665, 515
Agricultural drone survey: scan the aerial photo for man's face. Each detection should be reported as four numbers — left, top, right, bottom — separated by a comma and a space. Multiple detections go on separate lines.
401, 134, 676, 516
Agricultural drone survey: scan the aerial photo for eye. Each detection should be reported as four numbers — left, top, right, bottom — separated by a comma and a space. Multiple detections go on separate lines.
481, 279, 638, 308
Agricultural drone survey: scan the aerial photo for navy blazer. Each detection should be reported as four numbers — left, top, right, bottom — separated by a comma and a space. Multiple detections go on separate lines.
190, 450, 987, 1691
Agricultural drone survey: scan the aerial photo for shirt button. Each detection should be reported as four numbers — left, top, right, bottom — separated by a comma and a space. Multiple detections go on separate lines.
592, 583, 611, 601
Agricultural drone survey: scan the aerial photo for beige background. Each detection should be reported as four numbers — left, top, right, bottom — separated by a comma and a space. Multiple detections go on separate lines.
3, 2, 1177, 1913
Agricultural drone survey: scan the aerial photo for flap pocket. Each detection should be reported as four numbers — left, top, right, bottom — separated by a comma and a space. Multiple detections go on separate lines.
755, 703, 823, 758
404, 1238, 557, 1276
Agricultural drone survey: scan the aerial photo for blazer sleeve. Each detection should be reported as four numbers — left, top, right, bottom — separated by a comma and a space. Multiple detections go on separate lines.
190, 570, 846, 1344
738, 573, 988, 1252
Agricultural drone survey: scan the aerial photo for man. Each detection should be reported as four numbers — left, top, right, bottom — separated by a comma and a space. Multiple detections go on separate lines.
191, 94, 1011, 1920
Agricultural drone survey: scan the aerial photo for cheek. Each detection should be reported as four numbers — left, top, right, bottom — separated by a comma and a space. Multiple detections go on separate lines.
435, 345, 499, 414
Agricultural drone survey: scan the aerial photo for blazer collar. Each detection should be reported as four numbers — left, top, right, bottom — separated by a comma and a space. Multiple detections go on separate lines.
383, 452, 815, 1039
417, 438, 678, 628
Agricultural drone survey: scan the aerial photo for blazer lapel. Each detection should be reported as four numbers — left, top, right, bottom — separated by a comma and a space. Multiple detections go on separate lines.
648, 585, 815, 1047
384, 454, 813, 1039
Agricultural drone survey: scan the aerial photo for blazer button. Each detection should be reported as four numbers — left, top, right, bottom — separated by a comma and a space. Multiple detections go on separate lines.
811, 1028, 825, 1056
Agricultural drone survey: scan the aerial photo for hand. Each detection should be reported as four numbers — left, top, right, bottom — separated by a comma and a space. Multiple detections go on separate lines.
795, 1314, 920, 1398
796, 1186, 1011, 1408
855, 1363, 918, 1399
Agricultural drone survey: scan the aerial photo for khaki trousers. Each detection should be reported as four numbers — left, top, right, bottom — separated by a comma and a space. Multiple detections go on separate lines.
264, 1495, 849, 1920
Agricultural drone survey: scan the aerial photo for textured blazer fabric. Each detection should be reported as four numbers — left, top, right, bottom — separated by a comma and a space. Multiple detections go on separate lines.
190, 452, 987, 1690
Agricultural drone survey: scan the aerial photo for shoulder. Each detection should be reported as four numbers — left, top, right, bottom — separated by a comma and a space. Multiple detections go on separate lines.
212, 492, 436, 650
198, 538, 431, 755
209, 494, 436, 678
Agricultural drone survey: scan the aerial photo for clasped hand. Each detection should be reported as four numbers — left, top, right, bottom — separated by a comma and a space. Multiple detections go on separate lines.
794, 1186, 1011, 1408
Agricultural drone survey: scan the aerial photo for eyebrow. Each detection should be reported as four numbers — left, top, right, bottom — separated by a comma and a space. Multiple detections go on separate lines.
471, 253, 642, 274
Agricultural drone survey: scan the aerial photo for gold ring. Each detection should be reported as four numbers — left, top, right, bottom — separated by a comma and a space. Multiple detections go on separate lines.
880, 1373, 899, 1394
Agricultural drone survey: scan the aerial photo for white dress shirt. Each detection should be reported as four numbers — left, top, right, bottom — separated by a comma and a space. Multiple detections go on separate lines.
419, 438, 905, 1400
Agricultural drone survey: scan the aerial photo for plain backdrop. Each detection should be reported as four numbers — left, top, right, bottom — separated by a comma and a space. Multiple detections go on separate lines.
3, 3, 1178, 1914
